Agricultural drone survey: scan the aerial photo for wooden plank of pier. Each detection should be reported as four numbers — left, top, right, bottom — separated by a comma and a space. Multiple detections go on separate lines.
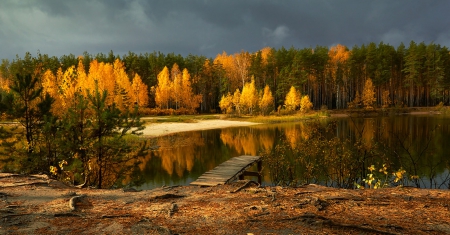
190, 155, 261, 186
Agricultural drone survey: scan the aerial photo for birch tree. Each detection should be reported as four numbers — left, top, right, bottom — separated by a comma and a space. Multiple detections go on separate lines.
155, 66, 171, 109
284, 86, 301, 112
259, 85, 274, 115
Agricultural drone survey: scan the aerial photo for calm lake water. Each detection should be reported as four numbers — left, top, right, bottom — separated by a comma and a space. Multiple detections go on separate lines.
133, 114, 450, 190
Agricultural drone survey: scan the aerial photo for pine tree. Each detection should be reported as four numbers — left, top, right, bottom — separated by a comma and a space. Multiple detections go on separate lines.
86, 82, 145, 188
8, 74, 54, 171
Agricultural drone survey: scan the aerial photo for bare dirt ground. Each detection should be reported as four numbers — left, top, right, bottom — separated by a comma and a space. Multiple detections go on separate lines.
141, 119, 260, 137
1, 174, 450, 235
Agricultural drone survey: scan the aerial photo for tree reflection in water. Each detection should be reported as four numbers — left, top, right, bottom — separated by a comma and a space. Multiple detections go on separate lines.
125, 115, 450, 190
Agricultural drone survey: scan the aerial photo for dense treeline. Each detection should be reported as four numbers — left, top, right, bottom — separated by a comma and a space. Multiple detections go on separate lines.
1, 41, 449, 188
1, 41, 450, 114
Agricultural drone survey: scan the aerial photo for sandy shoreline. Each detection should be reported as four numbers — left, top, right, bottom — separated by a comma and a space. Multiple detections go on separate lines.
141, 119, 260, 137
139, 110, 442, 137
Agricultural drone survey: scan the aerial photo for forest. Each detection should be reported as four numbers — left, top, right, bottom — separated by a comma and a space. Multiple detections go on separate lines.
1, 41, 450, 188
1, 41, 450, 115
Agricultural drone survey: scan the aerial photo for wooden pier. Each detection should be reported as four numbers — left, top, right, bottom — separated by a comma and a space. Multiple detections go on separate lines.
190, 155, 262, 186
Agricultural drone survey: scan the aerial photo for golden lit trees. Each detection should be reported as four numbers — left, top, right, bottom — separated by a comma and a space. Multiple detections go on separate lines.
54, 59, 148, 112
328, 44, 350, 76
87, 60, 102, 89
87, 60, 115, 105
41, 70, 57, 97
113, 59, 132, 111
214, 51, 250, 92
300, 95, 313, 113
171, 64, 182, 109
75, 59, 91, 97
219, 92, 233, 114
59, 66, 77, 110
214, 52, 240, 91
42, 68, 65, 116
155, 66, 171, 109
259, 85, 274, 116
362, 78, 376, 109
153, 66, 202, 112
234, 50, 251, 88
0, 70, 10, 91
284, 86, 301, 112
180, 68, 202, 112
131, 73, 149, 108
239, 78, 258, 114
219, 93, 232, 114
260, 47, 272, 64
172, 72, 182, 110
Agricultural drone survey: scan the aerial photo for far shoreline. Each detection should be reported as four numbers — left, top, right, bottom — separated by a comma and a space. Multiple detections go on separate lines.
140, 107, 447, 137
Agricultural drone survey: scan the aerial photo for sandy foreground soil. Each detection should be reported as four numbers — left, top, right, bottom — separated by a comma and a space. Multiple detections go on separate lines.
1, 174, 450, 235
140, 119, 261, 137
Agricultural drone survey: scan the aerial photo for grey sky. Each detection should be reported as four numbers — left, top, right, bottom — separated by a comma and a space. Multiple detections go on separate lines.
1, 0, 449, 60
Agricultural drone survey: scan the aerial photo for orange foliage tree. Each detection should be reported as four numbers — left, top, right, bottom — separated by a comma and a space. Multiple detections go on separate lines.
259, 85, 274, 116
153, 66, 202, 113
219, 92, 233, 114
171, 64, 182, 109
284, 86, 301, 112
362, 78, 376, 109
131, 74, 149, 108
112, 59, 133, 111
155, 66, 171, 109
300, 95, 313, 113
239, 78, 258, 115
41, 58, 148, 116
232, 89, 241, 116
214, 51, 251, 92
180, 68, 202, 111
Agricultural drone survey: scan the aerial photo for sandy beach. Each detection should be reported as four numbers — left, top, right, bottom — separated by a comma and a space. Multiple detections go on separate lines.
141, 119, 260, 137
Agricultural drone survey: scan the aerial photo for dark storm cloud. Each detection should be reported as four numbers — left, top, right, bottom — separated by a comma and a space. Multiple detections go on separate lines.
1, 0, 450, 60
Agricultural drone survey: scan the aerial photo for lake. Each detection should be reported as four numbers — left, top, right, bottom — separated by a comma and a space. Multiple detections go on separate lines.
132, 114, 450, 190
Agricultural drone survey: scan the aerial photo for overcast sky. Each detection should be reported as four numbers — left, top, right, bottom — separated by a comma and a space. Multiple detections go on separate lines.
1, 0, 450, 60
